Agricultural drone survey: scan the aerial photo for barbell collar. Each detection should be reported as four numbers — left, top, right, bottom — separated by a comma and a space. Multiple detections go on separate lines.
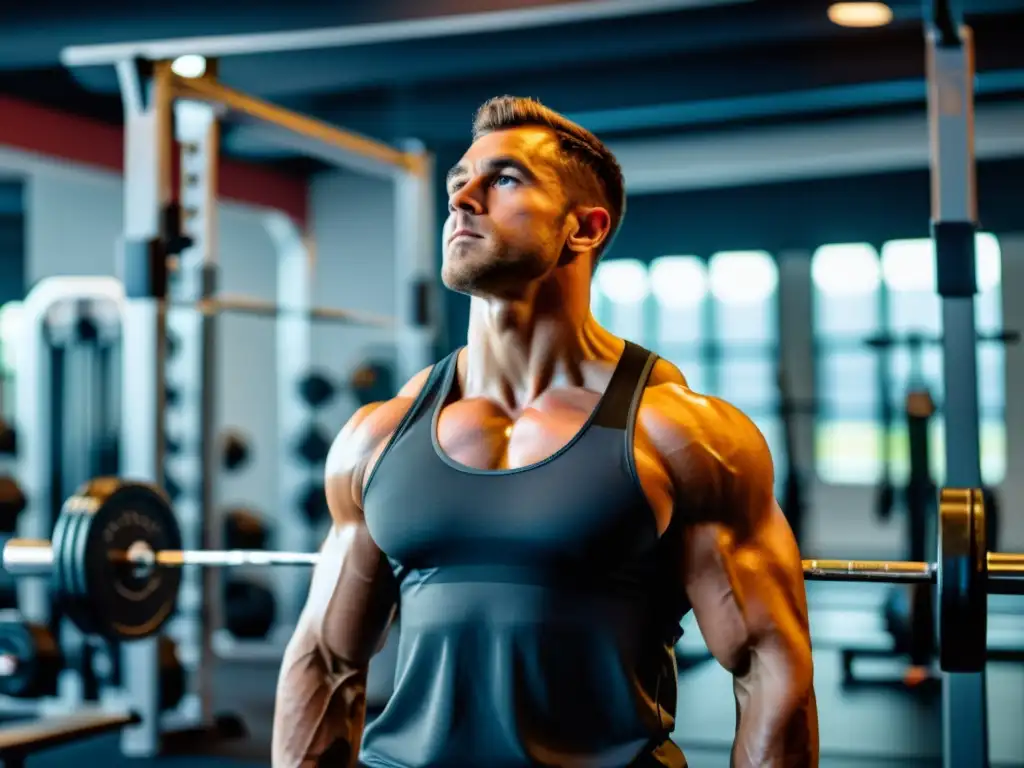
3, 540, 54, 577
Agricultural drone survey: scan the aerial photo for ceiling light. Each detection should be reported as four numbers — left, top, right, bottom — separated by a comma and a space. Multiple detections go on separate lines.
827, 2, 893, 28
171, 54, 207, 79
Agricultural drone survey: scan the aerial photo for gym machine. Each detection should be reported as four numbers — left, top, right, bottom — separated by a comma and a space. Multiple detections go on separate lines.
1, 279, 189, 723
11, 278, 124, 709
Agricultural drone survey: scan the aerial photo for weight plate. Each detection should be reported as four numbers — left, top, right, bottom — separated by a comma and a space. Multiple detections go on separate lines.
49, 503, 74, 598
66, 485, 106, 637
937, 487, 987, 672
80, 481, 182, 641
52, 492, 94, 635
0, 611, 61, 698
66, 496, 102, 636
66, 480, 125, 637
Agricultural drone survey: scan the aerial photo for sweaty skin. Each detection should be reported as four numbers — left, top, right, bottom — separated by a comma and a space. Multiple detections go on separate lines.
272, 340, 817, 767
273, 117, 817, 767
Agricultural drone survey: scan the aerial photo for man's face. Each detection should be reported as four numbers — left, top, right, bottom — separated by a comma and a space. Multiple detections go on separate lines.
441, 127, 573, 298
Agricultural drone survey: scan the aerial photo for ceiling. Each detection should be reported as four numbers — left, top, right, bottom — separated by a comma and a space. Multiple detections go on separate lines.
2, 0, 1024, 172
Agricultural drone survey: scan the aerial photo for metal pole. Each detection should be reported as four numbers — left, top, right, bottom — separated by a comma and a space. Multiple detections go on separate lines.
924, 10, 988, 767
268, 212, 313, 635
393, 143, 436, 384
115, 58, 174, 757
167, 87, 221, 726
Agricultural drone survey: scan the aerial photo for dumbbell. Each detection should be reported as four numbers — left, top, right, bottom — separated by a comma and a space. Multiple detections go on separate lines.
223, 508, 270, 550
0, 419, 15, 455
297, 482, 329, 525
297, 359, 395, 410
0, 613, 186, 711
221, 429, 251, 472
294, 425, 331, 466
0, 612, 62, 698
0, 476, 26, 533
224, 578, 276, 640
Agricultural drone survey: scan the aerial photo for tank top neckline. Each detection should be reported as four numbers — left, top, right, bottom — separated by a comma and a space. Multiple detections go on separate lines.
429, 345, 632, 478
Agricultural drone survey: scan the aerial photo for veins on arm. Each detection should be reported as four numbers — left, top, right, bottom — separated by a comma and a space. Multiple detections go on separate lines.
642, 384, 817, 767
272, 367, 433, 767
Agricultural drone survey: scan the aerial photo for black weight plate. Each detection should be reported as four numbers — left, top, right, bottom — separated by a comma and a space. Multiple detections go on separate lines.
49, 505, 74, 599
67, 501, 103, 637
76, 481, 182, 641
938, 487, 987, 672
52, 495, 94, 635
62, 487, 103, 636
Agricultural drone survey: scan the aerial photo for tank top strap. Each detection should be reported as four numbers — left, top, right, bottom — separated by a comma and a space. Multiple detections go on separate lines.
591, 341, 659, 431
396, 348, 460, 434
362, 349, 460, 498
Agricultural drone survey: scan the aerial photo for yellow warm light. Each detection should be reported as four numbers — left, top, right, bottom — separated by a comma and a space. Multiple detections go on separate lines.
827, 2, 893, 28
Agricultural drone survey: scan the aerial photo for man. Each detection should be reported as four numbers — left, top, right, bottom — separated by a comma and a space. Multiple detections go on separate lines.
272, 96, 818, 768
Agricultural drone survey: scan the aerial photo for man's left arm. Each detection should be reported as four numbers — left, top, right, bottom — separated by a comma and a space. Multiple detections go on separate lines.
647, 390, 818, 767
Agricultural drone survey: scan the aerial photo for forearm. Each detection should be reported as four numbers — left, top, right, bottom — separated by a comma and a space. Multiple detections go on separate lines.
731, 653, 818, 768
272, 627, 368, 768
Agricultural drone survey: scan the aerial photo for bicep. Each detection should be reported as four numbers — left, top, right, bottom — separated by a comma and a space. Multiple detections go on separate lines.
295, 408, 401, 665
683, 501, 810, 676
301, 521, 397, 665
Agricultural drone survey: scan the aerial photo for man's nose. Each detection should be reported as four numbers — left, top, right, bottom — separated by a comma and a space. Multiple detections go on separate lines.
448, 181, 484, 214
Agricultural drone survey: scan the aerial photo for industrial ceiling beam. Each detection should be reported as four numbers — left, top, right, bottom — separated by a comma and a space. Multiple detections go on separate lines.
60, 0, 749, 67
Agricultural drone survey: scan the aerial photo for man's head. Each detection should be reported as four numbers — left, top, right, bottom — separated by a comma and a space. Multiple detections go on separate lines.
442, 96, 625, 299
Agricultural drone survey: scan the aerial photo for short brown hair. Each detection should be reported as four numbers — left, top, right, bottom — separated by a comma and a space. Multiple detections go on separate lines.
472, 95, 625, 264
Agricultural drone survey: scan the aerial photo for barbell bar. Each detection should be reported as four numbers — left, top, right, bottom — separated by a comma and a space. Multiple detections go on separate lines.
6, 543, 1019, 584
2, 479, 1021, 672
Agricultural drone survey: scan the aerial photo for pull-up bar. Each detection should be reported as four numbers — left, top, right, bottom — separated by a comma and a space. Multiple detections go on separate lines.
171, 72, 422, 177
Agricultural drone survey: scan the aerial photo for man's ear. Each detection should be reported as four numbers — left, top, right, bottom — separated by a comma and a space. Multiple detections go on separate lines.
565, 207, 612, 255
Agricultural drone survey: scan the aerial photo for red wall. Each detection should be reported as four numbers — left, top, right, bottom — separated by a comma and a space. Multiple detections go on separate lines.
0, 95, 308, 227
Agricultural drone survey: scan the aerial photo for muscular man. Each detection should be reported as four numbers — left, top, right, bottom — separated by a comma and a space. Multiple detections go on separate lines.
272, 96, 818, 768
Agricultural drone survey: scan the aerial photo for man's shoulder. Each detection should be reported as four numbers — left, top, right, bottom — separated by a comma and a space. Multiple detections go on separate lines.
326, 360, 444, 475
637, 382, 775, 508
640, 380, 763, 441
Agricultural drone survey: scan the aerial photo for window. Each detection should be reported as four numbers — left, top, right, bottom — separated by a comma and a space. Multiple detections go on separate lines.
593, 251, 785, 485
812, 243, 884, 483
812, 235, 1004, 485
591, 258, 649, 343
706, 251, 784, 482
648, 255, 709, 394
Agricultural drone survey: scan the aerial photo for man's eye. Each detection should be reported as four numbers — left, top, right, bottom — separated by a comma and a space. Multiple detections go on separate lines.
493, 174, 518, 187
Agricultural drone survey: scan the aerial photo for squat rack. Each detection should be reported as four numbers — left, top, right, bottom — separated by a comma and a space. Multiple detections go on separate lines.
925, 3, 989, 765
106, 58, 435, 755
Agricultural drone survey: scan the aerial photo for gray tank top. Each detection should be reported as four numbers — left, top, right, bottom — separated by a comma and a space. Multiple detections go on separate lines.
359, 342, 689, 768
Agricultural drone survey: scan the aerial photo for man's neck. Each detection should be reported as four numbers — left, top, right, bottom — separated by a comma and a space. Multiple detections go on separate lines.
462, 287, 620, 413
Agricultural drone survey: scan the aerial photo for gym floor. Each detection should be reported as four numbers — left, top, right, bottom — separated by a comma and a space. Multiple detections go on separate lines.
14, 583, 1024, 767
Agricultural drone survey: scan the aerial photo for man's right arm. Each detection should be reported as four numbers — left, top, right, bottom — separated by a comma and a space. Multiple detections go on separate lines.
271, 401, 403, 768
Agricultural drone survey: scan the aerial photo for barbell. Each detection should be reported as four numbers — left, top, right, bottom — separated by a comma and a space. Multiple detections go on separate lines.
2, 479, 1022, 672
